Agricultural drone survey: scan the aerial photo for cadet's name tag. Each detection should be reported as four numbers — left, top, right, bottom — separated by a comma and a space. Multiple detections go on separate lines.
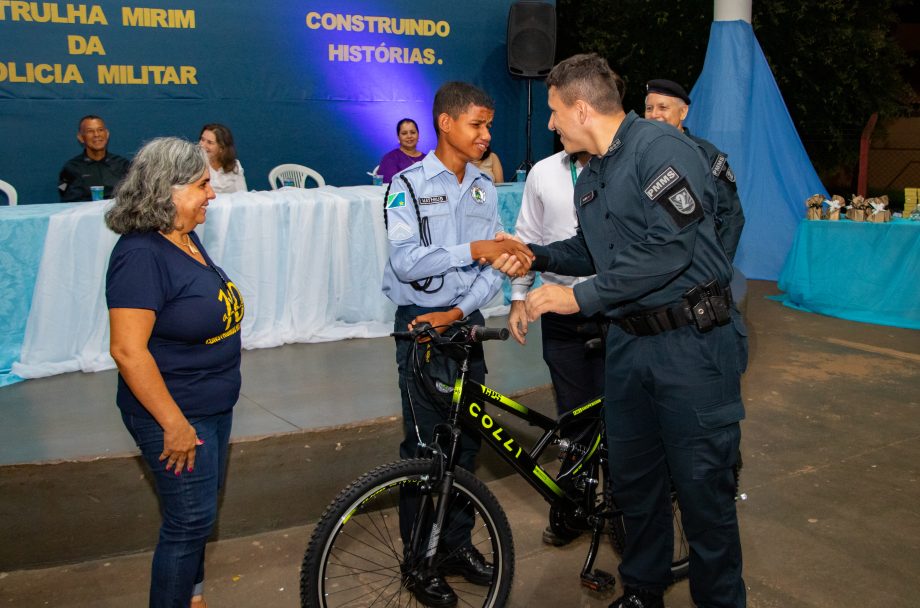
580, 190, 596, 205
644, 166, 680, 200
419, 195, 447, 205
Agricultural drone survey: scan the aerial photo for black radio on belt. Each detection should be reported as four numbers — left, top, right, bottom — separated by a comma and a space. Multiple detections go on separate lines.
683, 279, 731, 333
613, 279, 732, 336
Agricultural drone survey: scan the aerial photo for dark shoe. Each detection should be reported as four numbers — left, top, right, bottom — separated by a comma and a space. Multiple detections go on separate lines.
609, 586, 665, 608
542, 524, 581, 547
404, 573, 457, 608
438, 546, 494, 586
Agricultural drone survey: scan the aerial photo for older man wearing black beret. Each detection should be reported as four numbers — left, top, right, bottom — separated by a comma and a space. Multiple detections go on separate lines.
645, 79, 745, 262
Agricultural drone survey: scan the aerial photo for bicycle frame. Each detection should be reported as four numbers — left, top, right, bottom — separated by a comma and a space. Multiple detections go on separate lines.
438, 351, 606, 510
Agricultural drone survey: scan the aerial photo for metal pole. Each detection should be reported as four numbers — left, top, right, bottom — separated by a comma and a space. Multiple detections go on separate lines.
714, 0, 751, 22
517, 79, 534, 173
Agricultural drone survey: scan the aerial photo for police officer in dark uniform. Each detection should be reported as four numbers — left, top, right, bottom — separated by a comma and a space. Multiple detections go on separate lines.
645, 79, 745, 262
506, 54, 746, 608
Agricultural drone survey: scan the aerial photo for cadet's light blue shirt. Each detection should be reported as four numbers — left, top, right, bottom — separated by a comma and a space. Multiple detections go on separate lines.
381, 152, 502, 317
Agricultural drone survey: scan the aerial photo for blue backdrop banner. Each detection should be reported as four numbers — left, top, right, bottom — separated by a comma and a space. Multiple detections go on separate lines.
0, 0, 553, 203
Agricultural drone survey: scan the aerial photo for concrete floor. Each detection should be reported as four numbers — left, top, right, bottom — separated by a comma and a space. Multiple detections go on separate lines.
2, 281, 919, 607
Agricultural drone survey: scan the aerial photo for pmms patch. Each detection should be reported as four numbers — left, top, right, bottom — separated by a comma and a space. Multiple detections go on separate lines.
644, 166, 680, 200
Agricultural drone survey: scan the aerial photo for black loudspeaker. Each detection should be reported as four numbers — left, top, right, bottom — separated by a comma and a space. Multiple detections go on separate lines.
507, 2, 556, 79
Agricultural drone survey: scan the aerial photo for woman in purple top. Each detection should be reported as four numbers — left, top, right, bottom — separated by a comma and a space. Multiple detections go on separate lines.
378, 118, 424, 183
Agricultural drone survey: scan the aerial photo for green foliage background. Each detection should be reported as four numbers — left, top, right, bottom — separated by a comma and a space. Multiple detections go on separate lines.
556, 0, 913, 186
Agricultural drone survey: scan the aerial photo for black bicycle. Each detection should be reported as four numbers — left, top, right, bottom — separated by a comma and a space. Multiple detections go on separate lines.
300, 322, 690, 608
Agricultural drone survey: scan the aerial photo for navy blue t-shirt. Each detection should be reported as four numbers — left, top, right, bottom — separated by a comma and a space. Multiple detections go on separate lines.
106, 231, 244, 418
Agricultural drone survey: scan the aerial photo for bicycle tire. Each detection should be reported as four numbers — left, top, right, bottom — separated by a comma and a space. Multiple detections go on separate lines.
300, 459, 515, 608
606, 483, 690, 582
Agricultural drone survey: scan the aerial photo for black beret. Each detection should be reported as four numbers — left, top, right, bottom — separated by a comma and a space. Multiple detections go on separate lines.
645, 79, 691, 105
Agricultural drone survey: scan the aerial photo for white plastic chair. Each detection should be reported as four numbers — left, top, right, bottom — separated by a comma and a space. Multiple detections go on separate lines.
268, 164, 325, 189
0, 179, 17, 206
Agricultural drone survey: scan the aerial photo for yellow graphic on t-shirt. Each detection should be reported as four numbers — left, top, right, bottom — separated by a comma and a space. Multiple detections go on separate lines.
205, 281, 244, 345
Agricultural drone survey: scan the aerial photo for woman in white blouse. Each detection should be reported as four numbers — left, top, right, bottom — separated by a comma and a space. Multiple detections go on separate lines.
198, 124, 247, 194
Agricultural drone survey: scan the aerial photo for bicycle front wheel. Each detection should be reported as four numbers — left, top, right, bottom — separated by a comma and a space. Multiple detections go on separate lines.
300, 458, 514, 608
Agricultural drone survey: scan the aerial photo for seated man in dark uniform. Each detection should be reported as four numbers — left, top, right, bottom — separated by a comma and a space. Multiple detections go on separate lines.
58, 115, 131, 202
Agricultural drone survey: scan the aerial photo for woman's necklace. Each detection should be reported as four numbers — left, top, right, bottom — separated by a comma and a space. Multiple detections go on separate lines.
182, 234, 200, 255
160, 231, 199, 255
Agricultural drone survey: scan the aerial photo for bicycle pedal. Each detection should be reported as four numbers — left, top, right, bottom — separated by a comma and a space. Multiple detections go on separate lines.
580, 569, 616, 592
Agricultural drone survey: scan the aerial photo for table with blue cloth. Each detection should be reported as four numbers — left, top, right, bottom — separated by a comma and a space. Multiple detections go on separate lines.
776, 218, 920, 330
0, 185, 526, 386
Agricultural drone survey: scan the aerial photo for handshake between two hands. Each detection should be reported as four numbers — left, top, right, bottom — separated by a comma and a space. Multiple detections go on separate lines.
472, 233, 580, 340
472, 232, 533, 278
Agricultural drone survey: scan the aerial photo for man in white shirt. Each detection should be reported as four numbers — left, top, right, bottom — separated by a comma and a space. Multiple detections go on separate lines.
509, 150, 605, 546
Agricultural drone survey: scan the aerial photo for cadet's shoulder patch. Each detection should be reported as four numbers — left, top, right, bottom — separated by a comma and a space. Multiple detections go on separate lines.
652, 178, 703, 229
386, 191, 406, 209
644, 166, 680, 200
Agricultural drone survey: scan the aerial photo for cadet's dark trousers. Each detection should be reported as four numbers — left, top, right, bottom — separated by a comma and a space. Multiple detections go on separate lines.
541, 311, 605, 440
395, 305, 484, 552
605, 315, 747, 608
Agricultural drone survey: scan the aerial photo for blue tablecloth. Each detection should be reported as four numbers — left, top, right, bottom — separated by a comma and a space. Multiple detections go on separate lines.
495, 182, 524, 234
0, 203, 82, 386
0, 186, 526, 386
776, 218, 920, 329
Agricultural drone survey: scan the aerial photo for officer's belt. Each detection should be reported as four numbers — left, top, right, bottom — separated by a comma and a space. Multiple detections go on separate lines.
612, 285, 733, 337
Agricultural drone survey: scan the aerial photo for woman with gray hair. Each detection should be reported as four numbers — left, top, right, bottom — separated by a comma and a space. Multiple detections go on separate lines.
105, 137, 244, 608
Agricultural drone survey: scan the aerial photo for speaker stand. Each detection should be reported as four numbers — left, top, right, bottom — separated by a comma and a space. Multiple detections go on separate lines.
516, 78, 535, 174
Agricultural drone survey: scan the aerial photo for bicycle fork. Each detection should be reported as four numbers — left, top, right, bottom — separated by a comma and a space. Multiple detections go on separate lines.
407, 425, 463, 575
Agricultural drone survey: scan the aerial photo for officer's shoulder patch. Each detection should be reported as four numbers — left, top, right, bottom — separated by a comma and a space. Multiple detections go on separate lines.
643, 166, 681, 200
711, 154, 727, 177
386, 191, 406, 209
652, 178, 703, 229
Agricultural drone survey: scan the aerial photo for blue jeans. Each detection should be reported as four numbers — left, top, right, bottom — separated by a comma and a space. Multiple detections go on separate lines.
122, 410, 233, 608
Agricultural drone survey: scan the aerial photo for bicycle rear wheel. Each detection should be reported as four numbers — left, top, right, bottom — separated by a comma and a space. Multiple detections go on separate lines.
607, 486, 690, 582
300, 459, 514, 608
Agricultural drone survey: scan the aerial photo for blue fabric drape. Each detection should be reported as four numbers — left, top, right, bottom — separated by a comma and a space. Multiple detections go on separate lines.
684, 20, 826, 280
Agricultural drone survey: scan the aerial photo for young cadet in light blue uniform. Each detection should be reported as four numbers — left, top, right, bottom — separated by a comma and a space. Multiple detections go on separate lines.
381, 81, 533, 608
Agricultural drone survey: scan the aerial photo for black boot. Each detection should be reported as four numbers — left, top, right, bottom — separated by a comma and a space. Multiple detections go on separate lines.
438, 546, 494, 585
609, 586, 665, 608
404, 573, 457, 607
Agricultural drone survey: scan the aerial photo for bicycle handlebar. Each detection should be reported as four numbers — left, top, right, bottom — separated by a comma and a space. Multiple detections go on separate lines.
470, 325, 510, 342
390, 322, 508, 344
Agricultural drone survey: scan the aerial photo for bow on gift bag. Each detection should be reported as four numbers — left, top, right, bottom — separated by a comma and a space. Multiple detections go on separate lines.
805, 194, 824, 220
824, 195, 845, 221
847, 195, 868, 222
865, 195, 891, 223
